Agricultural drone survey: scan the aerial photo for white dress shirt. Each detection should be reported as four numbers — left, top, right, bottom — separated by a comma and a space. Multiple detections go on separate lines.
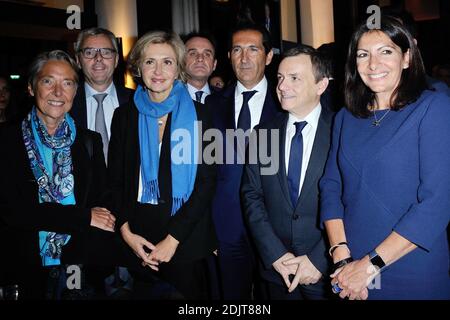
234, 77, 268, 130
187, 83, 211, 104
85, 82, 120, 138
285, 103, 322, 196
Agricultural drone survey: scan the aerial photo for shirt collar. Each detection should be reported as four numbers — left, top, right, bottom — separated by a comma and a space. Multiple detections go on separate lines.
187, 82, 211, 97
287, 103, 322, 131
85, 81, 115, 98
235, 77, 267, 99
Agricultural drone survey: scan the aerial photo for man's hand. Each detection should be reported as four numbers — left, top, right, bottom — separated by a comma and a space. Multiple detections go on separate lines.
283, 255, 322, 292
272, 252, 298, 288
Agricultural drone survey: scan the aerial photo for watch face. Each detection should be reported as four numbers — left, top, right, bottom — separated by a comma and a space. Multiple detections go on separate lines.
370, 252, 386, 270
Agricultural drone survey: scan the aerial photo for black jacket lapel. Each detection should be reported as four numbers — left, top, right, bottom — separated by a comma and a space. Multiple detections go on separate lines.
296, 108, 333, 208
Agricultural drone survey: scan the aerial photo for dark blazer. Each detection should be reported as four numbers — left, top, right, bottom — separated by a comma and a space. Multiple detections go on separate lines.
108, 100, 217, 264
70, 81, 134, 129
0, 122, 109, 278
207, 82, 280, 245
241, 108, 333, 285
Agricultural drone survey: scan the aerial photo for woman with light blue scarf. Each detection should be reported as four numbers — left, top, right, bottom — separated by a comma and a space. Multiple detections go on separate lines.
108, 31, 217, 299
0, 50, 116, 299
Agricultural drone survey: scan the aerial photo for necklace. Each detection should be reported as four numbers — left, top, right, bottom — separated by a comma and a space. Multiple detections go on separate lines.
372, 109, 390, 126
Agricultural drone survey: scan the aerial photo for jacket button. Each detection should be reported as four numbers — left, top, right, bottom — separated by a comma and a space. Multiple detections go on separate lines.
293, 214, 299, 220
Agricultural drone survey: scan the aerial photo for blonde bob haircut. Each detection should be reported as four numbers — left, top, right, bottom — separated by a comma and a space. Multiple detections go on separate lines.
128, 30, 187, 85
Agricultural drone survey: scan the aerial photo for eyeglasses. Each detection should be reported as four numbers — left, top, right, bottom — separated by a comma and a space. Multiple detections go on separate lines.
79, 47, 116, 59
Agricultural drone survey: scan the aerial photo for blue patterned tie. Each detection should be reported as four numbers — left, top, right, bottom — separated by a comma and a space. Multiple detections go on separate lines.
237, 90, 257, 131
195, 90, 204, 103
287, 121, 307, 207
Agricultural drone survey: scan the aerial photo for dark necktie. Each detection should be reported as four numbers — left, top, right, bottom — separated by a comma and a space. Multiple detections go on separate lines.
237, 90, 257, 131
93, 93, 109, 161
195, 90, 204, 103
287, 121, 307, 207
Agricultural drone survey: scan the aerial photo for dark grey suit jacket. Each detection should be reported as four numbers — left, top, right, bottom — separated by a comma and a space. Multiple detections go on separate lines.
241, 107, 334, 284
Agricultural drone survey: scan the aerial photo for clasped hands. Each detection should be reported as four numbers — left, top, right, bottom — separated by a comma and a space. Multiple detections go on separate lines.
121, 223, 179, 272
272, 252, 322, 293
331, 247, 378, 300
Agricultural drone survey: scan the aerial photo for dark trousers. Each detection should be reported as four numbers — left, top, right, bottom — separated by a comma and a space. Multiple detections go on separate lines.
215, 237, 258, 300
131, 258, 209, 300
264, 278, 330, 300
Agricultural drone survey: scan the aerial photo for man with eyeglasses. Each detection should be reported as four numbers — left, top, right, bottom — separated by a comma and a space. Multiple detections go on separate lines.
70, 27, 134, 299
183, 32, 217, 104
206, 24, 280, 300
71, 27, 133, 154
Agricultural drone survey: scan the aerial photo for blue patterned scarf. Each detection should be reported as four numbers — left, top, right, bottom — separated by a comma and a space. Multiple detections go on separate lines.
22, 107, 76, 266
134, 80, 198, 215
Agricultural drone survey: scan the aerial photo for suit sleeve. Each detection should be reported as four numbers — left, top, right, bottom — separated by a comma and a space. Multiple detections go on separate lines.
393, 93, 450, 250
0, 202, 91, 234
241, 128, 288, 269
168, 105, 217, 243
319, 109, 345, 227
306, 237, 330, 275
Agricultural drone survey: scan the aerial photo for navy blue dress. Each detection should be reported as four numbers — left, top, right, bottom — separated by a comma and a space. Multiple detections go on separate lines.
320, 90, 450, 299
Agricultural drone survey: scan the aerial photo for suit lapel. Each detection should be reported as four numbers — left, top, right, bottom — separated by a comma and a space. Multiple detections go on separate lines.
223, 85, 236, 130
296, 108, 332, 208
116, 85, 133, 106
259, 89, 278, 125
275, 114, 293, 209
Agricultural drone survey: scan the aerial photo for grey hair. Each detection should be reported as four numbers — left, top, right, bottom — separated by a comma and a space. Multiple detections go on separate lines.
28, 50, 79, 92
74, 27, 118, 53
128, 30, 187, 85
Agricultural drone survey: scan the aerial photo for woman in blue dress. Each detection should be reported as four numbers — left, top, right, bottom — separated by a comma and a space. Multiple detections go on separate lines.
320, 16, 450, 300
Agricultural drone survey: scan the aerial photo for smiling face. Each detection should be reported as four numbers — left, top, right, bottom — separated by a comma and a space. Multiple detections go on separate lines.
229, 30, 273, 89
140, 43, 178, 102
185, 37, 217, 87
77, 34, 118, 92
356, 30, 409, 108
29, 60, 77, 128
277, 54, 328, 118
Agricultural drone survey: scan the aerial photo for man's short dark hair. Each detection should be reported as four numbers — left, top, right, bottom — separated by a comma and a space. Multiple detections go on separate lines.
182, 31, 217, 57
229, 23, 272, 55
281, 45, 332, 82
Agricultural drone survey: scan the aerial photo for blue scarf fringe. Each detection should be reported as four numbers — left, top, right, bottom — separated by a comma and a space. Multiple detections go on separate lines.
134, 80, 198, 216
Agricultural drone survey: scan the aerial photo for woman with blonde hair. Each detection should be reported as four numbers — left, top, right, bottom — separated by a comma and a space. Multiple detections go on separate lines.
108, 31, 217, 299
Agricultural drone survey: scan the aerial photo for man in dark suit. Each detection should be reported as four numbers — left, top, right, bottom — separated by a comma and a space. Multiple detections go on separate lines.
183, 32, 217, 104
207, 24, 279, 299
71, 27, 133, 159
241, 45, 333, 300
70, 27, 133, 296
